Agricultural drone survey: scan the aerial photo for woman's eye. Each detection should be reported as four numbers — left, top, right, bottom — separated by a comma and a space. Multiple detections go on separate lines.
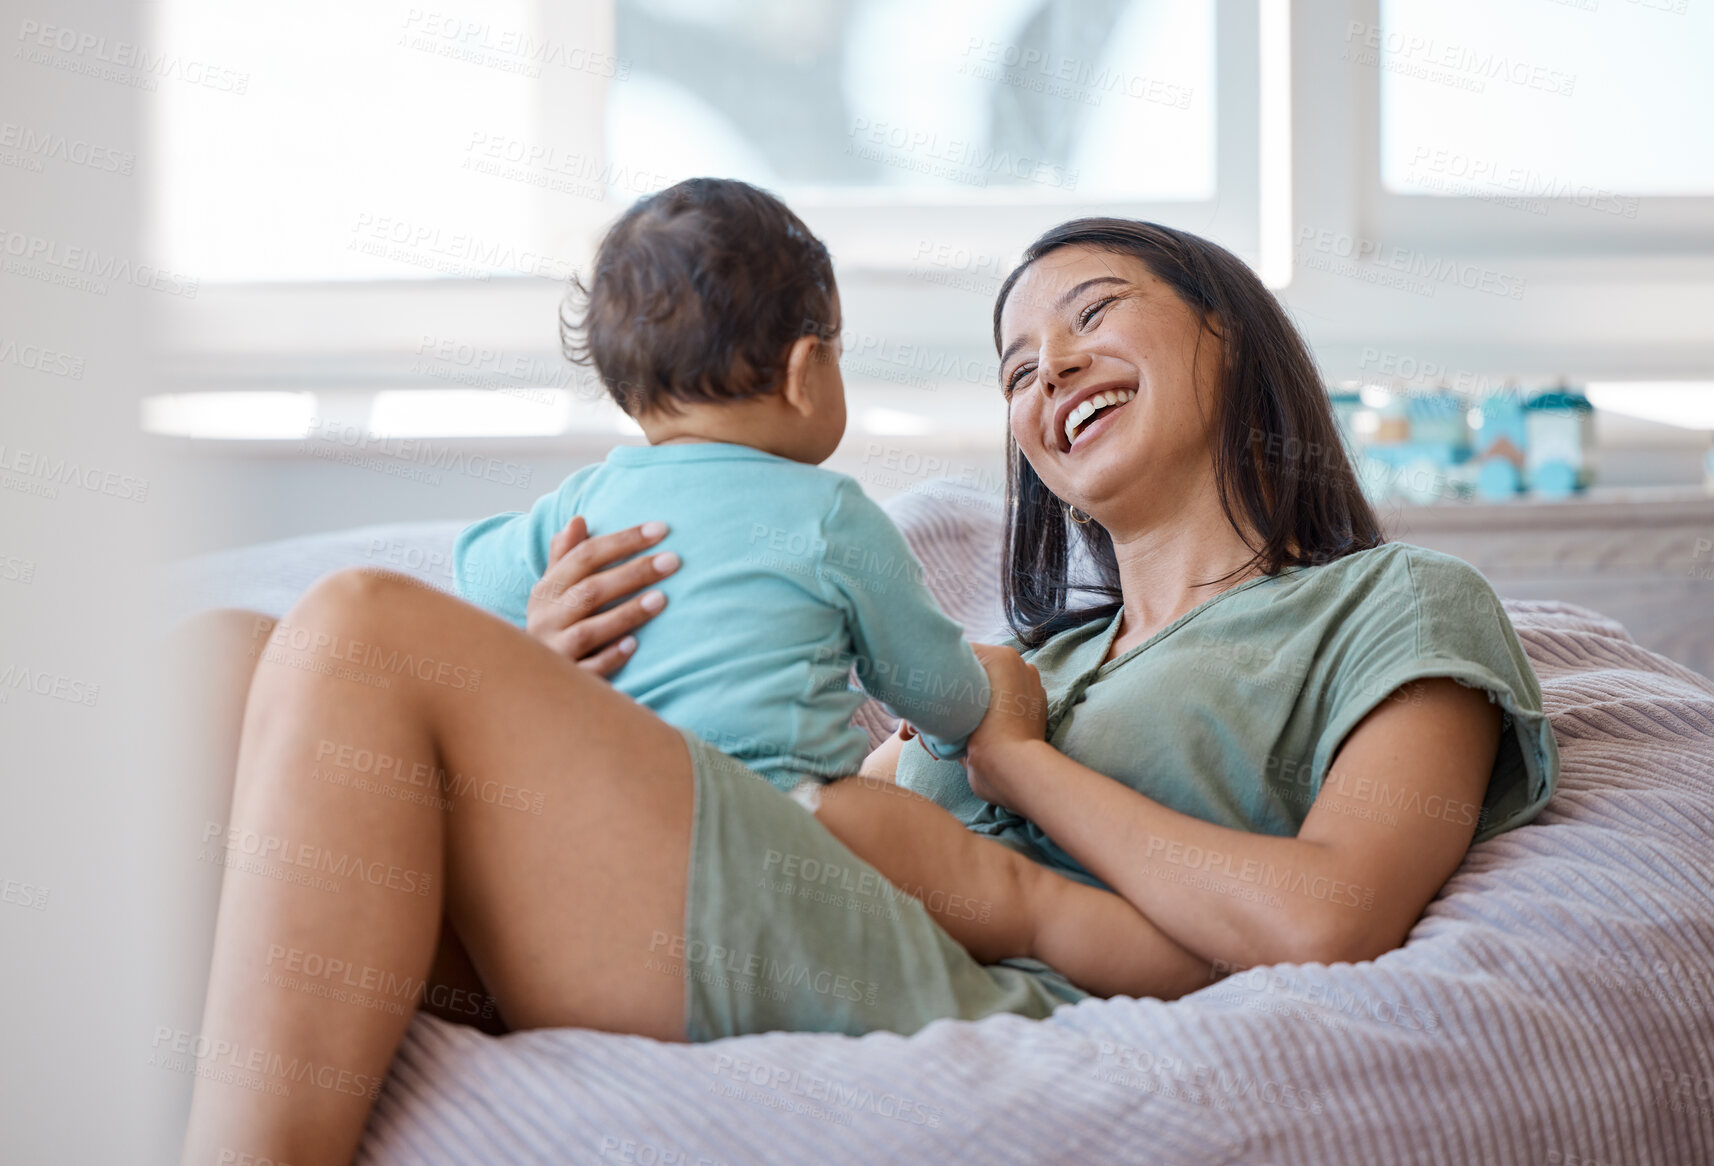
1079, 297, 1115, 327
1006, 364, 1035, 394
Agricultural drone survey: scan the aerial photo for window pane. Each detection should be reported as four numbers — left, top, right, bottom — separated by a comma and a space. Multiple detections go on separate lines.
608, 0, 1215, 202
1378, 0, 1714, 198
155, 0, 573, 281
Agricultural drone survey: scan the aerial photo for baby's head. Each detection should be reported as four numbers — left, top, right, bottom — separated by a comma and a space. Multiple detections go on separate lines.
563, 177, 845, 464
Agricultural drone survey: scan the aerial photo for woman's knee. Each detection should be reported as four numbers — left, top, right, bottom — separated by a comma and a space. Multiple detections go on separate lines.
299, 565, 423, 613
242, 570, 447, 711
282, 567, 444, 642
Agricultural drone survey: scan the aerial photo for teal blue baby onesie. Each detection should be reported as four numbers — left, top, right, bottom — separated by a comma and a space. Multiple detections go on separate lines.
453, 442, 989, 790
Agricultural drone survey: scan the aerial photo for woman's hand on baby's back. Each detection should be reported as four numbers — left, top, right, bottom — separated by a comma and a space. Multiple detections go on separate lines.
965, 644, 1049, 804
526, 516, 679, 676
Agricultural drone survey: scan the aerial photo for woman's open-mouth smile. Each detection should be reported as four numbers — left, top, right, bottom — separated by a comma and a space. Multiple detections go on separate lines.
1059, 387, 1137, 452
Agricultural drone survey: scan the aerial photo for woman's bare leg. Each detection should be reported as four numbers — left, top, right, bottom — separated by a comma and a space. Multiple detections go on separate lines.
812, 777, 1212, 1000
172, 609, 504, 1036
180, 570, 697, 1166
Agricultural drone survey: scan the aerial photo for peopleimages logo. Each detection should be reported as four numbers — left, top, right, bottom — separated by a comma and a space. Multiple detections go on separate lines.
199, 821, 436, 896
300, 417, 534, 490
846, 118, 1078, 190
0, 661, 99, 707
0, 226, 198, 297
399, 10, 632, 79
0, 121, 135, 173
1341, 21, 1577, 96
347, 213, 575, 281
0, 336, 85, 379
958, 36, 1194, 110
14, 19, 251, 94
149, 1026, 383, 1099
0, 443, 149, 502
709, 1053, 944, 1128
1406, 146, 1639, 219
1092, 1042, 1328, 1114
1296, 227, 1526, 300
646, 932, 881, 1007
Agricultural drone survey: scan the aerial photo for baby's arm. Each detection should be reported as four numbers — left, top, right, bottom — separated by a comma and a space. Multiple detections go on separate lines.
818, 481, 990, 759
453, 466, 601, 624
809, 776, 1212, 1001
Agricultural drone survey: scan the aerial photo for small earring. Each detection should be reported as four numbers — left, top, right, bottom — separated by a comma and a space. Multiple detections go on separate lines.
1066, 505, 1092, 525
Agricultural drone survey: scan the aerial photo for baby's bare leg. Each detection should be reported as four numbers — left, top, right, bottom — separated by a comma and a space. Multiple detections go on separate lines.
811, 777, 1211, 1000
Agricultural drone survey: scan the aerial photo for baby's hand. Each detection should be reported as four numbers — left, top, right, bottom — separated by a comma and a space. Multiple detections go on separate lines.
966, 643, 1048, 766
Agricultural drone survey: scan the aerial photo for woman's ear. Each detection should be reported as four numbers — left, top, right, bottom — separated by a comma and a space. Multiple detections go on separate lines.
779, 334, 823, 418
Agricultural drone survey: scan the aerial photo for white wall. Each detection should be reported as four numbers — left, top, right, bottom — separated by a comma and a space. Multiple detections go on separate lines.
0, 0, 199, 1161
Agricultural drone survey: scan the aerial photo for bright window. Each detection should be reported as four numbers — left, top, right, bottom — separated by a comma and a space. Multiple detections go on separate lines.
152, 0, 1219, 285
607, 0, 1215, 203
155, 0, 569, 281
1379, 0, 1714, 199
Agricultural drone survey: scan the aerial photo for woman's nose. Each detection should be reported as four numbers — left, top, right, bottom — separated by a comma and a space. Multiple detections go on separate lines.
1041, 353, 1085, 394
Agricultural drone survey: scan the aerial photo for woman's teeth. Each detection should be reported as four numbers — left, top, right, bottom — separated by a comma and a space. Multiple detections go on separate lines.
1065, 389, 1136, 446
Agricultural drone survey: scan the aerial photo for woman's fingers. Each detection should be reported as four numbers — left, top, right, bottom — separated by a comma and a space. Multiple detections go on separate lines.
525, 520, 676, 668
532, 523, 673, 619
536, 520, 668, 605
575, 634, 639, 679
567, 520, 669, 576
552, 587, 670, 664
534, 545, 678, 625
546, 514, 588, 567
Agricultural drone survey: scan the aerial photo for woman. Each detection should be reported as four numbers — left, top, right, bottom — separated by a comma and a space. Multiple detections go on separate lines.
180, 220, 1557, 1165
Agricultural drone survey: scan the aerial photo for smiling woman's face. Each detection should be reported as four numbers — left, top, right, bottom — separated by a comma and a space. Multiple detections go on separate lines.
997, 244, 1222, 528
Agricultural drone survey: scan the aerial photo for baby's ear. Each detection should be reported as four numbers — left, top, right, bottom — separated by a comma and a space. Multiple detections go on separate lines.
779, 334, 823, 417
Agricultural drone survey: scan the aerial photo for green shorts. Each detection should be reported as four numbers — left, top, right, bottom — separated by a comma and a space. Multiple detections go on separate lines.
672, 729, 1086, 1042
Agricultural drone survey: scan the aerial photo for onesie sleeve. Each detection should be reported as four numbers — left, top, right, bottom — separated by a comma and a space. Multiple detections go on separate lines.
453, 466, 600, 628
1310, 548, 1560, 844
817, 479, 991, 760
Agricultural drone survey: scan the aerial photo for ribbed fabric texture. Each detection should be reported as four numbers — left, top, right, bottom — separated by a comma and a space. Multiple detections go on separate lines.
170, 485, 1714, 1165
359, 589, 1714, 1164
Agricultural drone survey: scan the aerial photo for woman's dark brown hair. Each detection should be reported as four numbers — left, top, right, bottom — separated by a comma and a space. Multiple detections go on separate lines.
561, 177, 839, 415
993, 218, 1384, 646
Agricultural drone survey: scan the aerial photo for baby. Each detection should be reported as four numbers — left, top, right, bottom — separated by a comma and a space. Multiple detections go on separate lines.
456, 178, 1170, 999
454, 177, 991, 789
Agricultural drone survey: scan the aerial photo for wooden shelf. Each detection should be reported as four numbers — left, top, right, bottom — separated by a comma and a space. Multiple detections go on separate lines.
1378, 488, 1714, 679
1383, 487, 1714, 538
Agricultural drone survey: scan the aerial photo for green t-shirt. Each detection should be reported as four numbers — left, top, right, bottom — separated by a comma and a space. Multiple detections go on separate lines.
896, 543, 1559, 889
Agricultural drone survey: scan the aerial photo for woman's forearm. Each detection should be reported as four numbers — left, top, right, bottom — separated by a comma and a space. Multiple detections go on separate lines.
971, 678, 1497, 971
976, 740, 1378, 969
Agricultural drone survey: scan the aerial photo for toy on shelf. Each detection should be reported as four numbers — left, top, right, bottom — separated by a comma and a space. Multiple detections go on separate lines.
1470, 391, 1528, 501
1342, 384, 1472, 505
1407, 390, 1472, 455
1326, 379, 1598, 505
1327, 386, 1365, 454
1523, 388, 1596, 500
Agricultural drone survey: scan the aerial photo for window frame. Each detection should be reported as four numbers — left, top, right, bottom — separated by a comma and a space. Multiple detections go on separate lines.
1349, 0, 1714, 257
157, 0, 1264, 406
154, 0, 1714, 436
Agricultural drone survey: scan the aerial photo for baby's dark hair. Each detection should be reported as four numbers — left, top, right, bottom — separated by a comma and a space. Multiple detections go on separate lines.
561, 177, 840, 416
